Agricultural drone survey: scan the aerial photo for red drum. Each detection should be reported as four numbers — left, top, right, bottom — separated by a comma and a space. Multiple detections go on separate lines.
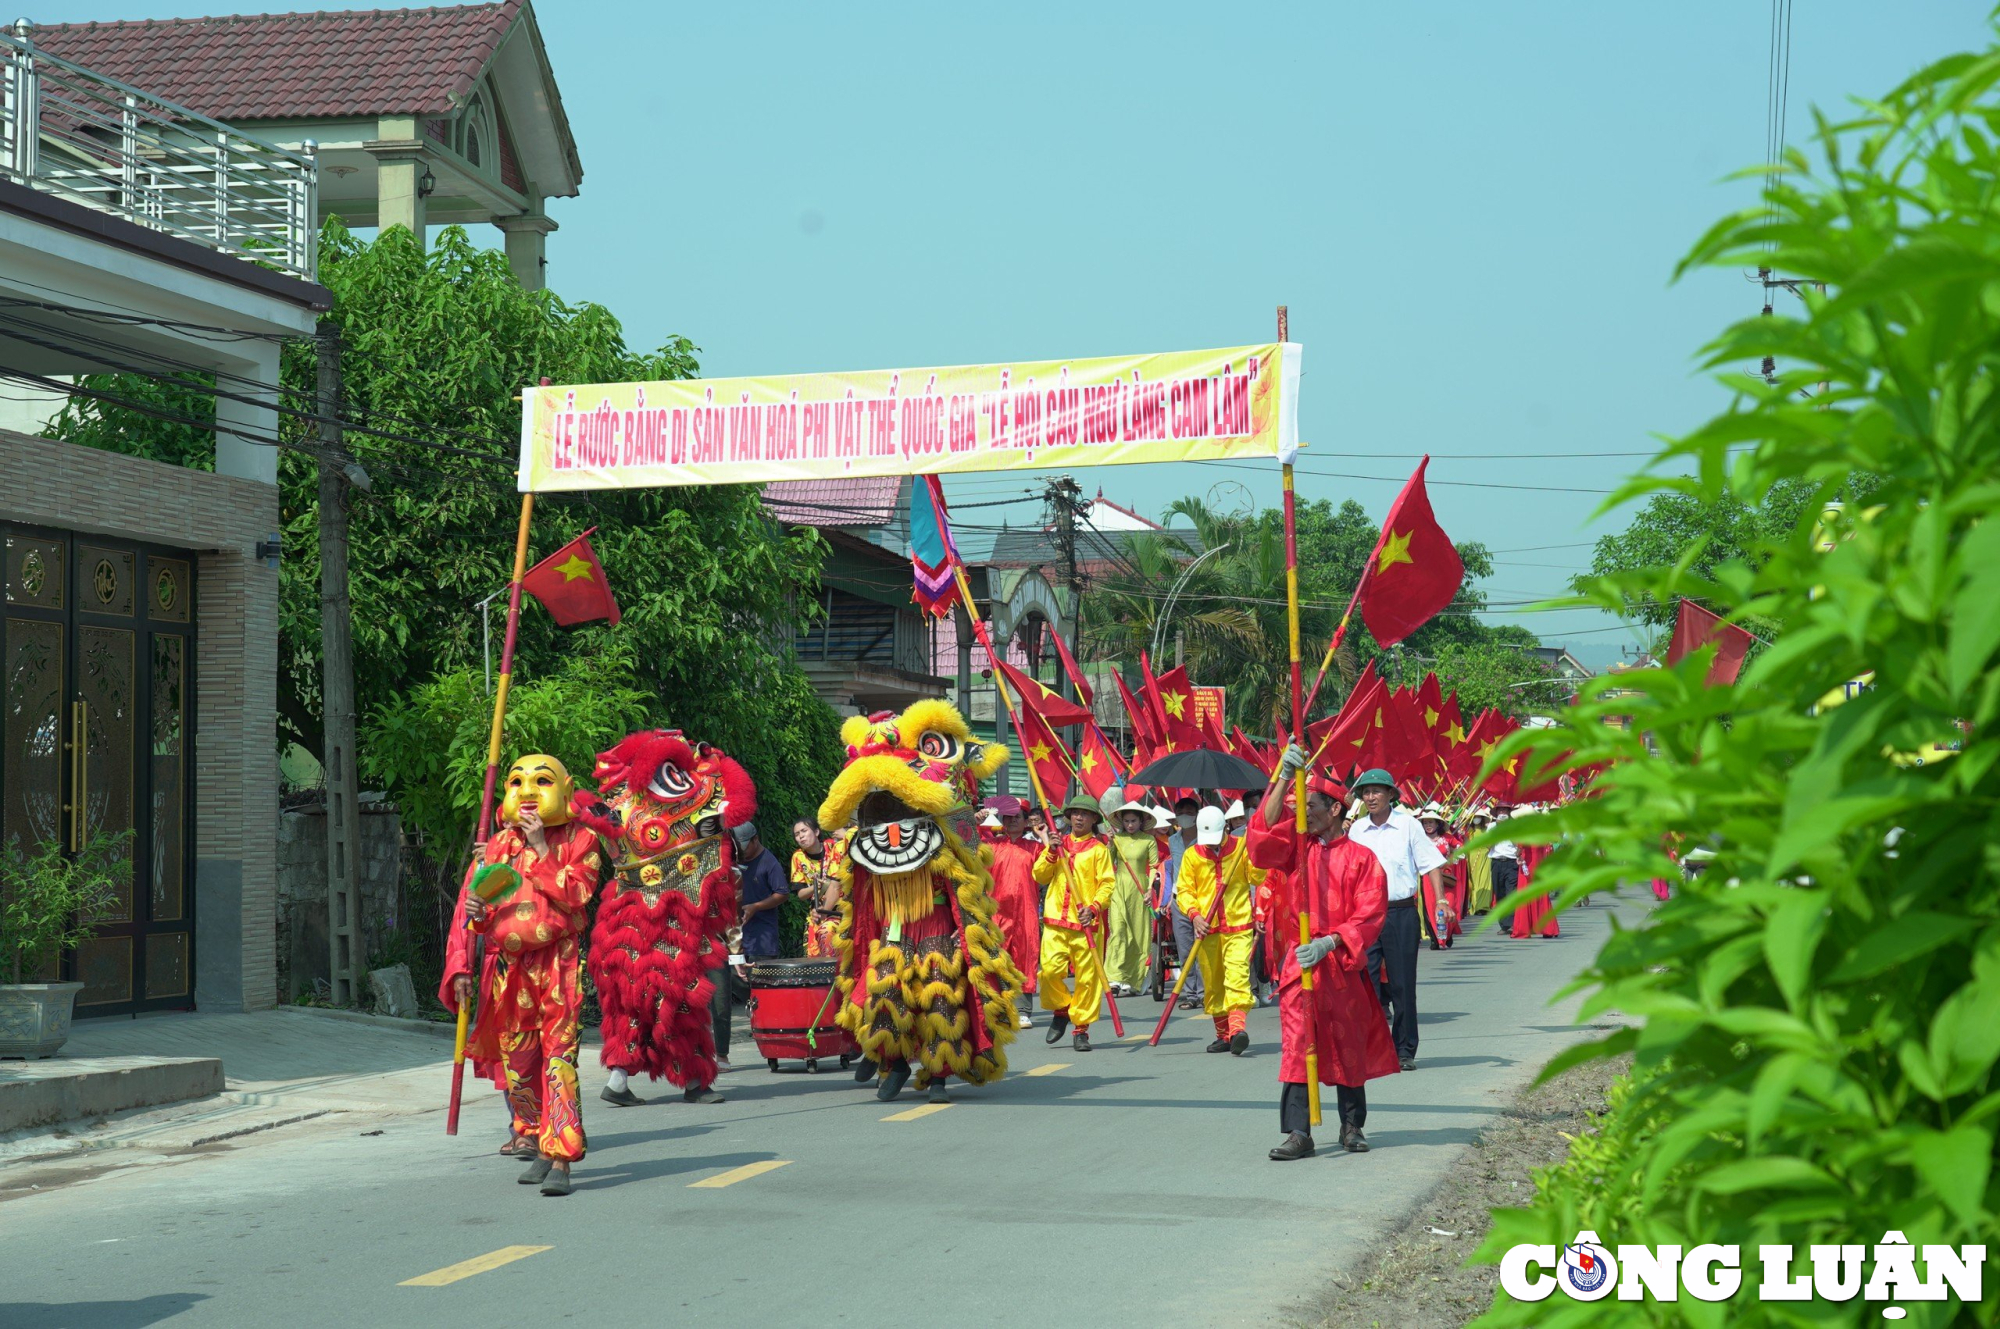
746, 957, 856, 1072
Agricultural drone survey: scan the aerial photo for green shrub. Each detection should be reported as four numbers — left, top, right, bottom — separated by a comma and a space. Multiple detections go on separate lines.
1473, 34, 2000, 1327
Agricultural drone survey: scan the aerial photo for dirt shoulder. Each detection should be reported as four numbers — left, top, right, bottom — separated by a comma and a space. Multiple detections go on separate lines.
1301, 1051, 1632, 1329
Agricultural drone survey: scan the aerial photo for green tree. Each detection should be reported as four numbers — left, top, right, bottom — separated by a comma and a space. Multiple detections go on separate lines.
1476, 37, 2000, 1326
50, 222, 843, 867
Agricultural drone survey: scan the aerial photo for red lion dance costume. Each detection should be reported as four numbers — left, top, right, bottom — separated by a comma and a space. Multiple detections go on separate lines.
574, 729, 754, 1106
821, 701, 1026, 1104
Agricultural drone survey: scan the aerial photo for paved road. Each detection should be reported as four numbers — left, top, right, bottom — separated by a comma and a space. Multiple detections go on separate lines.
0, 892, 1645, 1329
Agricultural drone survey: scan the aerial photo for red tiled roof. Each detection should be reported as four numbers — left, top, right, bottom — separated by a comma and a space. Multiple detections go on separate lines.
31, 3, 524, 120
762, 477, 903, 528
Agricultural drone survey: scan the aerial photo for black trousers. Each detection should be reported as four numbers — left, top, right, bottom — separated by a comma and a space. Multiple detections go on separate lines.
1366, 901, 1420, 1059
1280, 1080, 1366, 1136
1491, 856, 1518, 903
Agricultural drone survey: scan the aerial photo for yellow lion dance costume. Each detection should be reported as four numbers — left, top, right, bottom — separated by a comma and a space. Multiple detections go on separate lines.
819, 701, 1026, 1103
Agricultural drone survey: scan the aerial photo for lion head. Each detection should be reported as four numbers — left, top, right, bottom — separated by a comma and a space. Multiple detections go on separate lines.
818, 700, 1007, 877
576, 730, 755, 895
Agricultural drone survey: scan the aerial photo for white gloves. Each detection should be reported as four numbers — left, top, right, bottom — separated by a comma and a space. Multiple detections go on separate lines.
1276, 742, 1311, 779
1295, 935, 1338, 968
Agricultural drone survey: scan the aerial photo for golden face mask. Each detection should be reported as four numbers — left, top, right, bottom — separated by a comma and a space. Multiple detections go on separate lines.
501, 754, 574, 827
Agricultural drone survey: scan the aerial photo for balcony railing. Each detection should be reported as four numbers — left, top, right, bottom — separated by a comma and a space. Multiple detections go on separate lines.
1, 20, 317, 281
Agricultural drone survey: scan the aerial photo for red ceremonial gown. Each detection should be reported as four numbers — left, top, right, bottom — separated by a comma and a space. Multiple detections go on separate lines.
1509, 842, 1561, 938
988, 833, 1042, 995
1246, 811, 1400, 1087
1419, 832, 1465, 946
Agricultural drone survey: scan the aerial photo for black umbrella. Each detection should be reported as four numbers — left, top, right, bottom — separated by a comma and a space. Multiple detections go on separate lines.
1126, 747, 1269, 792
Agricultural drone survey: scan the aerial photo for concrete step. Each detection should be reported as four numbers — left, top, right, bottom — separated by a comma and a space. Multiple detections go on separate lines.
0, 1055, 222, 1133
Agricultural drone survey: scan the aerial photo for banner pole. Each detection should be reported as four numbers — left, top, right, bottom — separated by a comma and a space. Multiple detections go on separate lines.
1278, 305, 1321, 1129
448, 480, 535, 1136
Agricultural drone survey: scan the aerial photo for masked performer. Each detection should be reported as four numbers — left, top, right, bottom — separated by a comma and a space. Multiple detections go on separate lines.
574, 730, 754, 1108
440, 754, 601, 1197
821, 702, 1026, 1104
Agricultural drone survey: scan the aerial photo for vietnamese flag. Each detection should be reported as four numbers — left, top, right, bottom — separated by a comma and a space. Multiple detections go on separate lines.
1416, 673, 1446, 732
1012, 702, 1078, 806
1050, 630, 1096, 706
1111, 668, 1162, 755
1357, 458, 1464, 647
1382, 687, 1439, 786
1149, 664, 1205, 753
521, 528, 620, 627
994, 657, 1094, 729
1437, 693, 1476, 782
1665, 598, 1754, 686
1076, 723, 1128, 801
1306, 660, 1388, 776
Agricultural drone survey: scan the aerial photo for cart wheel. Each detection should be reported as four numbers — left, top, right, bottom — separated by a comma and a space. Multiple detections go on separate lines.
839, 1052, 852, 1069
806, 1058, 819, 1074
766, 1058, 779, 1073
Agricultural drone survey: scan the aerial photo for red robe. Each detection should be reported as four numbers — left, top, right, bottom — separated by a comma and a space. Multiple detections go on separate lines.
1509, 842, 1560, 938
988, 834, 1041, 994
439, 821, 601, 1090
1247, 810, 1400, 1087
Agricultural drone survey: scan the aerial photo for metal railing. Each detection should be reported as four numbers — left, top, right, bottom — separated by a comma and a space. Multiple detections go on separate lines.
0, 20, 317, 281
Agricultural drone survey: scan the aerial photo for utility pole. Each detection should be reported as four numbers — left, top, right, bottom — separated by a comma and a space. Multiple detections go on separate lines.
1044, 474, 1086, 705
317, 319, 366, 1007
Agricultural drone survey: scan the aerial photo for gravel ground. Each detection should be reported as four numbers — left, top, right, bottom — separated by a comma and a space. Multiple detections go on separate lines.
1301, 1051, 1633, 1329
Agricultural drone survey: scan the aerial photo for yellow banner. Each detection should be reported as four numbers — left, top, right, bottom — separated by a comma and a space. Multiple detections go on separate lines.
518, 343, 1302, 491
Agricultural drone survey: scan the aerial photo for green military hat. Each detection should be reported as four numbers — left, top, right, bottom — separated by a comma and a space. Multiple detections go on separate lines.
1060, 791, 1103, 818
1351, 768, 1399, 800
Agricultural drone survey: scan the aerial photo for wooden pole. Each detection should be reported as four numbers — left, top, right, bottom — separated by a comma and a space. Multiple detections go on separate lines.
449, 380, 545, 1135
316, 319, 364, 1009
1278, 304, 1321, 1128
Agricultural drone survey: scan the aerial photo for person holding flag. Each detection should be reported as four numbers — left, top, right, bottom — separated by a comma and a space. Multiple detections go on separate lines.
1033, 792, 1115, 1051
1249, 744, 1398, 1159
1174, 805, 1263, 1055
987, 796, 1042, 1027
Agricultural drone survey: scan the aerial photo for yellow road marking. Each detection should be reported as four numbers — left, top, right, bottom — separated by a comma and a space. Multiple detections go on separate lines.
1026, 1063, 1069, 1077
688, 1160, 791, 1188
400, 1246, 551, 1287
882, 1102, 954, 1122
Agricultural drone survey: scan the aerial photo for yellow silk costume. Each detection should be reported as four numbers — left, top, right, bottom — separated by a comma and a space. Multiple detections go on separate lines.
1034, 834, 1114, 1029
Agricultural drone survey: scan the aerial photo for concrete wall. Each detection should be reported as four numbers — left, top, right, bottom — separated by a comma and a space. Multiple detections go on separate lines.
0, 429, 279, 1010
275, 800, 405, 1004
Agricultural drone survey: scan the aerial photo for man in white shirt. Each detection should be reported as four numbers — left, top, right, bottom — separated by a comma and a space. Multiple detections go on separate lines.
1345, 768, 1445, 1070
1488, 809, 1519, 904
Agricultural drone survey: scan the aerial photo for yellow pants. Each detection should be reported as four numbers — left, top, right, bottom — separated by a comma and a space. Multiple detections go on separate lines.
1193, 930, 1255, 1017
1037, 926, 1104, 1029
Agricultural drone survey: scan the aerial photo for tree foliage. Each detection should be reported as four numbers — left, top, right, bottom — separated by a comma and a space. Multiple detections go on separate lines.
51, 222, 844, 869
1476, 39, 2000, 1325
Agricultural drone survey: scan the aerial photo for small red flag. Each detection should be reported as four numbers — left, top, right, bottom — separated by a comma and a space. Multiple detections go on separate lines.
1306, 660, 1387, 774
1049, 631, 1096, 706
1076, 723, 1128, 801
1358, 458, 1464, 647
1665, 599, 1754, 686
1149, 664, 1205, 753
1416, 673, 1446, 731
994, 657, 1094, 728
1012, 703, 1078, 806
521, 529, 620, 627
1111, 668, 1162, 754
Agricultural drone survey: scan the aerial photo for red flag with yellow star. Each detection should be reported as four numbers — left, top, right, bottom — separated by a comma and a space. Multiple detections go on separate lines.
1013, 701, 1078, 804
1148, 664, 1205, 753
520, 528, 620, 627
1358, 457, 1463, 648
1076, 723, 1127, 801
993, 657, 1094, 729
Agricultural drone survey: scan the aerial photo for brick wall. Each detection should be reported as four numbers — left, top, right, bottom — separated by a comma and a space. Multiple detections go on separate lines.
0, 429, 280, 1010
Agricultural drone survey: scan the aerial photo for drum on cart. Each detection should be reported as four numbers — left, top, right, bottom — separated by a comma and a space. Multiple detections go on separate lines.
746, 957, 856, 1073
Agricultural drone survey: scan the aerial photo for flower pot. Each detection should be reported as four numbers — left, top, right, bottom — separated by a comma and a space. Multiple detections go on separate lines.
0, 981, 86, 1059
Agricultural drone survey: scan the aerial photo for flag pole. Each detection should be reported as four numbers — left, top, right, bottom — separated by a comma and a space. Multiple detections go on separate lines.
932, 482, 1122, 1037
1277, 305, 1321, 1128
449, 409, 541, 1134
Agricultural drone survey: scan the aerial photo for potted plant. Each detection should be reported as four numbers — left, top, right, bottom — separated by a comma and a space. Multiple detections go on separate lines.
0, 831, 131, 1058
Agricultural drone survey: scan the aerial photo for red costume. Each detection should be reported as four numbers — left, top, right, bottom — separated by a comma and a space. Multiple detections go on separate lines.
1248, 809, 1401, 1090
440, 818, 601, 1163
988, 832, 1041, 995
1509, 842, 1560, 938
574, 730, 755, 1093
1420, 831, 1465, 947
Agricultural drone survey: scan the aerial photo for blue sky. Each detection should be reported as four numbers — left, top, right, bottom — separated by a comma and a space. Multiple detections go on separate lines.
37, 2, 1994, 663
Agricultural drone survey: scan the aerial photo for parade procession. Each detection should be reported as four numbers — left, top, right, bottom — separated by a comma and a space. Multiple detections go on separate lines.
4, 4, 1998, 1327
